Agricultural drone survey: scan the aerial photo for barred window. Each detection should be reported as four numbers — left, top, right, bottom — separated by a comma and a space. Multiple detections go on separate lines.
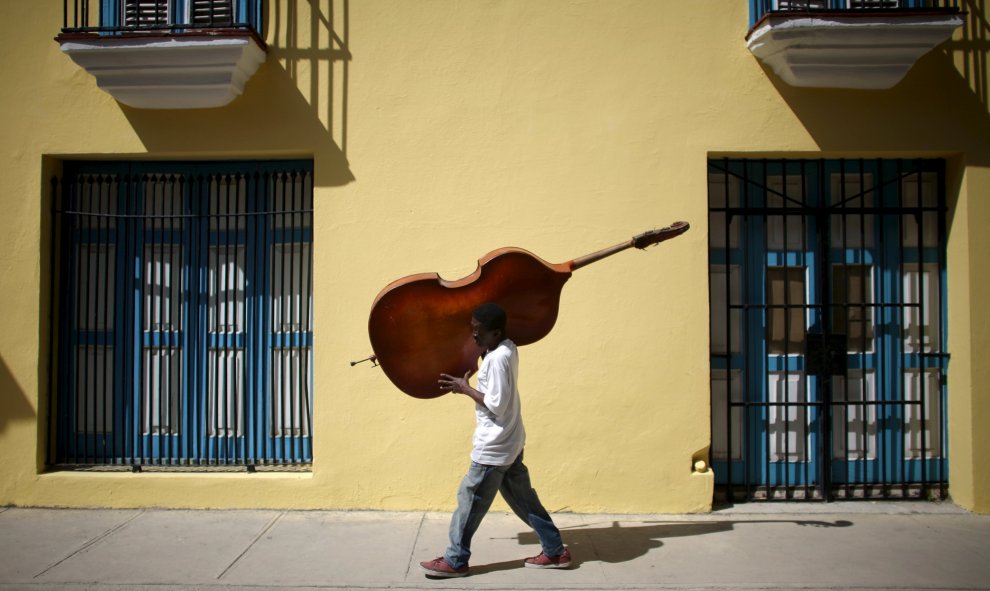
50, 161, 314, 468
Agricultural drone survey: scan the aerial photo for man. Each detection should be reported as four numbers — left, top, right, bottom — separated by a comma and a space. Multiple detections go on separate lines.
419, 302, 571, 578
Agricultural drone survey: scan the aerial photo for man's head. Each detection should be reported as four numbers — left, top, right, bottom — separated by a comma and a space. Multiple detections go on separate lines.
471, 302, 507, 351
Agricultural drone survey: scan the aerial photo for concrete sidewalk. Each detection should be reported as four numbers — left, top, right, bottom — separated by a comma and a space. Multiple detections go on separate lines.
1, 502, 988, 591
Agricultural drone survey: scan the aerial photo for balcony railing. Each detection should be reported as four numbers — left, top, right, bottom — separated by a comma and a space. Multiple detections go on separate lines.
750, 0, 962, 28
60, 0, 264, 42
56, 1, 267, 108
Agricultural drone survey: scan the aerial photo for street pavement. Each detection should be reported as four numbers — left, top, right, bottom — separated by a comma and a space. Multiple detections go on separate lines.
1, 501, 988, 591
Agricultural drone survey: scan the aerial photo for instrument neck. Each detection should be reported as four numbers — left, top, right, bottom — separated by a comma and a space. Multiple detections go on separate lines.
569, 239, 635, 271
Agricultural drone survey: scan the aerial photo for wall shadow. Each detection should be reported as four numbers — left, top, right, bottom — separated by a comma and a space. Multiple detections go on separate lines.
121, 0, 353, 188
766, 5, 990, 165
766, 48, 990, 168
0, 355, 36, 435
761, 6, 990, 239
950, 0, 990, 116
760, 3, 990, 167
470, 517, 853, 574
269, 0, 352, 159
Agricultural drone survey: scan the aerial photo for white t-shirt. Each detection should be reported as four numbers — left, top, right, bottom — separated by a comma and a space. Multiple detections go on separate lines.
471, 339, 526, 466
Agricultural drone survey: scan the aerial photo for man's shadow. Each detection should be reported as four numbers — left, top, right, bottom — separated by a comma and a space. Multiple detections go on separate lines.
469, 518, 853, 575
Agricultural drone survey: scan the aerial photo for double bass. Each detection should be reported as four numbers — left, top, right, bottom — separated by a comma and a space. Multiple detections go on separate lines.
358, 221, 689, 398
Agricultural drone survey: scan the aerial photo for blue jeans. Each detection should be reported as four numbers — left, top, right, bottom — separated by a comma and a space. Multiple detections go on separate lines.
443, 452, 564, 569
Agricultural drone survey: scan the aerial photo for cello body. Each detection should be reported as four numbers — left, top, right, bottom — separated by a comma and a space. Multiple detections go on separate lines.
368, 248, 573, 399
364, 221, 689, 399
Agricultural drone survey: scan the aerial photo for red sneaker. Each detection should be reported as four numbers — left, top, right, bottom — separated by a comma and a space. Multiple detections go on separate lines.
524, 547, 572, 569
419, 556, 469, 578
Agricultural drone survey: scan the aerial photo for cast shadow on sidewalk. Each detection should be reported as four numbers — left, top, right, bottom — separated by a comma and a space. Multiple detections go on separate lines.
470, 518, 853, 575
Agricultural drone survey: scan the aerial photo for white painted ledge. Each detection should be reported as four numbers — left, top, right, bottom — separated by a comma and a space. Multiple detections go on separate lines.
747, 13, 965, 89
59, 35, 267, 109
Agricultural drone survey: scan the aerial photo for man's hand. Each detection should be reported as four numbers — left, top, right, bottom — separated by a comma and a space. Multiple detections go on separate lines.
439, 371, 471, 394
439, 371, 485, 405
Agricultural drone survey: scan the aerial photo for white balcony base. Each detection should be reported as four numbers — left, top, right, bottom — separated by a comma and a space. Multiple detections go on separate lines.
59, 35, 266, 109
747, 13, 964, 89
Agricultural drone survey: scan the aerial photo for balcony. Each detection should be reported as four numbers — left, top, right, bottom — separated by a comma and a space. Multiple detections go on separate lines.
747, 1, 965, 89
56, 0, 267, 109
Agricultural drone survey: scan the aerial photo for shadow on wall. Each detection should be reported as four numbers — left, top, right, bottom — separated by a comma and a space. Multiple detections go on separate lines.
0, 355, 36, 436
121, 0, 354, 188
755, 2, 990, 238
760, 1, 990, 169
951, 0, 990, 115
269, 0, 353, 154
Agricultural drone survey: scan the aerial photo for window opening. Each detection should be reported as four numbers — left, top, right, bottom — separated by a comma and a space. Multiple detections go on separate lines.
708, 158, 948, 501
49, 160, 314, 469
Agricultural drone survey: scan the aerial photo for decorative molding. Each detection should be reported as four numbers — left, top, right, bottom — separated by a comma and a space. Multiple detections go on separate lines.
58, 34, 267, 109
747, 13, 964, 89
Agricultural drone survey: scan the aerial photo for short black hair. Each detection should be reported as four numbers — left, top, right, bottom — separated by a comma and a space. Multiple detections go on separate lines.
472, 302, 507, 334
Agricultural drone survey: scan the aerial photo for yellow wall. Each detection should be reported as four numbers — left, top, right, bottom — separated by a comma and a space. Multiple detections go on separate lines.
0, 0, 987, 513
947, 163, 990, 513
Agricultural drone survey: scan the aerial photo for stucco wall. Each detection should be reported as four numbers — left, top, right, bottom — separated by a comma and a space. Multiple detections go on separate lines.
0, 0, 987, 513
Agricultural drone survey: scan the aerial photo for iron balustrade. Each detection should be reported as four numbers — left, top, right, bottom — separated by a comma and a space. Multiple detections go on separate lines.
61, 0, 264, 39
750, 0, 962, 27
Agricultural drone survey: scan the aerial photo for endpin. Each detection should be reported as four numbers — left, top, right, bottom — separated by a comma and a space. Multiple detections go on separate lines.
350, 355, 378, 367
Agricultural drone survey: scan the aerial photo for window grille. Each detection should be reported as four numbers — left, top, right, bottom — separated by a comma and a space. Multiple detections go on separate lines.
48, 161, 314, 468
